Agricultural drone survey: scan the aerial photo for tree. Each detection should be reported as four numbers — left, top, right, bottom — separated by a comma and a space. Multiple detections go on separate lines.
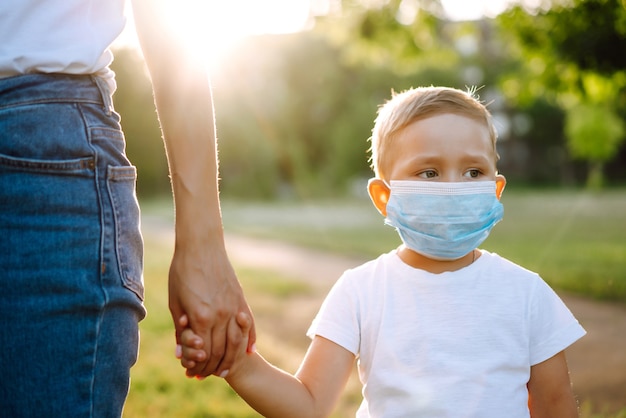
110, 47, 171, 197
496, 0, 626, 187
565, 103, 625, 188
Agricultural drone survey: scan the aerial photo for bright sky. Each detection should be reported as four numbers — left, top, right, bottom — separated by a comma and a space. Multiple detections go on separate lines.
117, 0, 315, 68
117, 0, 516, 69
441, 0, 515, 20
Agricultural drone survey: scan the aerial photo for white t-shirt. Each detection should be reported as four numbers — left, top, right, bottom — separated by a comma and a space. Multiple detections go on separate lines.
0, 0, 126, 91
307, 250, 586, 418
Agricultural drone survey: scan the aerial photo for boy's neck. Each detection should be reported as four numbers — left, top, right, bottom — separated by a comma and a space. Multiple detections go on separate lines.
396, 246, 480, 274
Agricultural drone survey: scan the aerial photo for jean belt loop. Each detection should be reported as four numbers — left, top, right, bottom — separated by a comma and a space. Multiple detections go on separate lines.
91, 75, 114, 116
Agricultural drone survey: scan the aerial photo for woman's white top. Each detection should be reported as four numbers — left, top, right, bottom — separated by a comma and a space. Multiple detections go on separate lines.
0, 0, 126, 91
307, 250, 586, 418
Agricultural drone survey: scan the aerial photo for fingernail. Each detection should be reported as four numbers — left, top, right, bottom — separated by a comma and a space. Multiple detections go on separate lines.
219, 369, 229, 378
249, 343, 257, 354
175, 345, 182, 359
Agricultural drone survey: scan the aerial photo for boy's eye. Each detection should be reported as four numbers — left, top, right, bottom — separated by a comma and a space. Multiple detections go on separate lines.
418, 170, 438, 179
465, 169, 481, 178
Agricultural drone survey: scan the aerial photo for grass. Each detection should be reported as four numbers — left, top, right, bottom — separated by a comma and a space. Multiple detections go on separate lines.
124, 230, 362, 417
127, 188, 626, 417
124, 235, 259, 418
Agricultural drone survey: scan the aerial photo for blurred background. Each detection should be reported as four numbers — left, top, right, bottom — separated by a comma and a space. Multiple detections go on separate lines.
115, 1, 626, 416
113, 0, 626, 200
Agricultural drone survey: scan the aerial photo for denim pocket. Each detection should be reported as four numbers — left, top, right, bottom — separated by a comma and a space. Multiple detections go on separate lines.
107, 165, 144, 301
0, 153, 95, 174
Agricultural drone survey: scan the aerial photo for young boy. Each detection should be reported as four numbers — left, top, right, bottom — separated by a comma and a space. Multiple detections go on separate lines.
180, 86, 586, 417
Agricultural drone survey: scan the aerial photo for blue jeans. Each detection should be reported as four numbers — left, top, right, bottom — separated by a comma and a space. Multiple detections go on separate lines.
0, 74, 147, 417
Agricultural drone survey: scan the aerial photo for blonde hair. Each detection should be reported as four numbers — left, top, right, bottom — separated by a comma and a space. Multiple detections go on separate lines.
369, 86, 498, 179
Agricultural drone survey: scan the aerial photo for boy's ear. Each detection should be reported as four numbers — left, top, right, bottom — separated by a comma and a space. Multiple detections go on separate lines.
495, 174, 506, 200
368, 178, 391, 217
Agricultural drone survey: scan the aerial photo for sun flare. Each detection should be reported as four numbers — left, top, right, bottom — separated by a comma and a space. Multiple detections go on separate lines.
157, 0, 312, 68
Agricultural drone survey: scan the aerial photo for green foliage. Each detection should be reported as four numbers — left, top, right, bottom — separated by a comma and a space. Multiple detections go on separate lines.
539, 0, 626, 75
212, 32, 394, 199
109, 1, 626, 201
111, 48, 171, 197
565, 103, 625, 188
496, 0, 626, 187
566, 104, 625, 162
338, 0, 451, 73
211, 3, 522, 199
497, 0, 626, 76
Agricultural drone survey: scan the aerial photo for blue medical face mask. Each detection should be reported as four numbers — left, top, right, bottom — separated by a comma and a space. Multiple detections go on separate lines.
384, 180, 504, 260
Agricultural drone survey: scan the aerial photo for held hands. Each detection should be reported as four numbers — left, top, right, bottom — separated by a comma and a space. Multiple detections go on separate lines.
169, 248, 256, 378
177, 312, 254, 379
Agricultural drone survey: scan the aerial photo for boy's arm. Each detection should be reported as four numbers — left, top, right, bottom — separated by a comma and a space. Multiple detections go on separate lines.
227, 336, 355, 418
527, 350, 579, 418
181, 324, 355, 418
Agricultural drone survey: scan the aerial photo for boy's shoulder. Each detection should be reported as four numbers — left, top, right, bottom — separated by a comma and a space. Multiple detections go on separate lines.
353, 249, 399, 270
337, 250, 399, 281
479, 250, 539, 277
477, 250, 551, 294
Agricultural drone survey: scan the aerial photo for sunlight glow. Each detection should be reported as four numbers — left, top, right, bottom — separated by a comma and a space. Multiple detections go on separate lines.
115, 0, 518, 69
441, 0, 513, 20
160, 0, 312, 68
116, 1, 315, 70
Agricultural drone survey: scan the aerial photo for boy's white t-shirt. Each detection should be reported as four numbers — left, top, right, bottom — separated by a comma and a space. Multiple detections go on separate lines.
0, 0, 126, 91
307, 250, 586, 418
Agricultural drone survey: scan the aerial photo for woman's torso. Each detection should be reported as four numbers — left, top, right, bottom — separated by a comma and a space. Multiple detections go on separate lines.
0, 0, 127, 91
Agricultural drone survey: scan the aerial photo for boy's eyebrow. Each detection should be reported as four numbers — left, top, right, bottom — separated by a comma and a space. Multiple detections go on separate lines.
458, 154, 494, 164
393, 154, 440, 169
402, 153, 493, 164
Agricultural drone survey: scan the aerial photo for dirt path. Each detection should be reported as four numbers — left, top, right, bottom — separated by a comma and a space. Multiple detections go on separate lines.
223, 233, 626, 414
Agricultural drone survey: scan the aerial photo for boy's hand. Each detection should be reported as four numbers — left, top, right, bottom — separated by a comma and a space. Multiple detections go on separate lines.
176, 315, 207, 374
177, 312, 253, 379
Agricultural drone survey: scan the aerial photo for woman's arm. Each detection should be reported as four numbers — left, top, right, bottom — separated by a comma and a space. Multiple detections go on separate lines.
130, 0, 255, 378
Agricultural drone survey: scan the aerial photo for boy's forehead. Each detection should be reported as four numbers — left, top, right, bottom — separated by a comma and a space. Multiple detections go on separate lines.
394, 113, 493, 145
380, 113, 497, 173
405, 111, 489, 130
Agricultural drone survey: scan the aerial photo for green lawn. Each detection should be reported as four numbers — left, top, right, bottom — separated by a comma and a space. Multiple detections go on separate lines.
126, 188, 626, 417
125, 227, 361, 417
